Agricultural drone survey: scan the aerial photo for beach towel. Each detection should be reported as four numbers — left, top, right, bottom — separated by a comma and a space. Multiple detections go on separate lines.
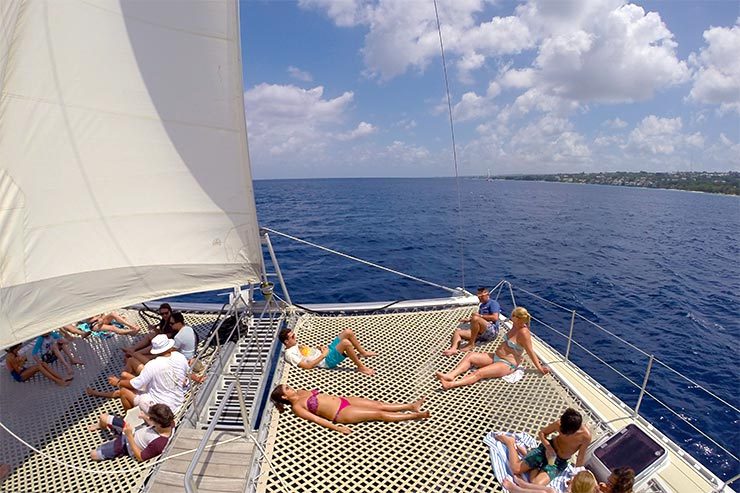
501, 367, 524, 383
483, 431, 577, 493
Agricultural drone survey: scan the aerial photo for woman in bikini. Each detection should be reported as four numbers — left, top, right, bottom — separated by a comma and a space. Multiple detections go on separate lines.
5, 343, 69, 386
270, 385, 430, 434
435, 306, 549, 390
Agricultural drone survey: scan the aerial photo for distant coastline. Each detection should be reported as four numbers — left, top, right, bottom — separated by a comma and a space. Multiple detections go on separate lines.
493, 171, 739, 196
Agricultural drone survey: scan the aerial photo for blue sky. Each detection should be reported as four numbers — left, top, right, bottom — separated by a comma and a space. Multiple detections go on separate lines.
239, 0, 740, 179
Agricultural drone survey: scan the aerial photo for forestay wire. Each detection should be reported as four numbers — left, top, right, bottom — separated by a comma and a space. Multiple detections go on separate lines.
433, 0, 465, 291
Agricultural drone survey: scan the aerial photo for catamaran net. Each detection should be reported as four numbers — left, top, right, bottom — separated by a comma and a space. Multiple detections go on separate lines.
257, 307, 609, 493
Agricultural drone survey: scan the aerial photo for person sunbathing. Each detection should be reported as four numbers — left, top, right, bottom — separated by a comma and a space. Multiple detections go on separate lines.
496, 408, 592, 485
5, 343, 69, 386
85, 312, 140, 335
435, 306, 549, 389
31, 332, 82, 379
278, 327, 377, 376
270, 384, 429, 434
503, 470, 598, 493
89, 404, 174, 462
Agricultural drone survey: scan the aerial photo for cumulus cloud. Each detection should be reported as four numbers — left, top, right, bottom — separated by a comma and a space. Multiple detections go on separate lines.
301, 0, 533, 81
288, 66, 314, 82
244, 83, 354, 156
441, 81, 501, 122
336, 121, 377, 141
528, 3, 689, 104
626, 115, 704, 155
688, 19, 740, 114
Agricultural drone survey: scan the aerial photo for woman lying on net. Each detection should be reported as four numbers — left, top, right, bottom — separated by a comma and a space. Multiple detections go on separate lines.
436, 306, 549, 389
270, 384, 429, 434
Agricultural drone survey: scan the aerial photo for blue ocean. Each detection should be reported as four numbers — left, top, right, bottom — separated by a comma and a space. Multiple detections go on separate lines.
181, 178, 740, 480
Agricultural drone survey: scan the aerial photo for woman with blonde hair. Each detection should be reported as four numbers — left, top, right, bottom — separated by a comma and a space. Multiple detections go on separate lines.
502, 470, 599, 493
436, 307, 549, 389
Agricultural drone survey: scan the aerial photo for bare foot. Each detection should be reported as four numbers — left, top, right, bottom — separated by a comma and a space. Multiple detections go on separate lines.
107, 375, 121, 387
459, 345, 473, 353
85, 387, 96, 396
359, 366, 376, 376
442, 348, 458, 356
439, 379, 454, 390
418, 410, 431, 419
361, 351, 378, 357
411, 397, 427, 412
88, 423, 101, 432
494, 434, 515, 446
434, 371, 452, 381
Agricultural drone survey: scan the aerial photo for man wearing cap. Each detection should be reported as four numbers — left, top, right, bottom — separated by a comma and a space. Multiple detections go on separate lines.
87, 334, 189, 415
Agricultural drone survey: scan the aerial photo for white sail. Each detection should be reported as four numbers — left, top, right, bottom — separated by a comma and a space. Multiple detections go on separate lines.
0, 0, 262, 347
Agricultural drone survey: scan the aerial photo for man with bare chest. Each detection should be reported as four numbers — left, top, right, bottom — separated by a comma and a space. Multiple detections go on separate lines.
496, 408, 592, 484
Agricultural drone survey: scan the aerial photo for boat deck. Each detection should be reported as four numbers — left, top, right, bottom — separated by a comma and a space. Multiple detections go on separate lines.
0, 310, 220, 493
257, 306, 611, 493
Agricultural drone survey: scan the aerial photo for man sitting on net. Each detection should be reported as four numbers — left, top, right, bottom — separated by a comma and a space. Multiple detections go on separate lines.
495, 408, 592, 485
87, 335, 189, 415
278, 328, 377, 376
443, 287, 500, 355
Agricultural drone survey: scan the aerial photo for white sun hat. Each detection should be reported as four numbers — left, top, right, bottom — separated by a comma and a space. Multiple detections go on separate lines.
150, 334, 175, 355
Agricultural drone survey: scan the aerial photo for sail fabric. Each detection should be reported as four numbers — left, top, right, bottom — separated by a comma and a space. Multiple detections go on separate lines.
0, 0, 262, 347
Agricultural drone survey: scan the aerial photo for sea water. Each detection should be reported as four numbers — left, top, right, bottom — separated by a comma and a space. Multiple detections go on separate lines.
178, 177, 740, 480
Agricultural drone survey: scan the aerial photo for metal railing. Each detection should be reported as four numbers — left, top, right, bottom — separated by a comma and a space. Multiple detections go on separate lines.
497, 280, 739, 470
183, 291, 285, 492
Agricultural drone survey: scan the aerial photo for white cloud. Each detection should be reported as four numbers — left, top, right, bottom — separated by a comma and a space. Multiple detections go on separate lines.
688, 19, 740, 114
244, 83, 354, 156
336, 121, 378, 141
529, 3, 690, 104
499, 68, 535, 89
603, 118, 628, 129
625, 115, 704, 157
442, 81, 501, 122
288, 66, 314, 82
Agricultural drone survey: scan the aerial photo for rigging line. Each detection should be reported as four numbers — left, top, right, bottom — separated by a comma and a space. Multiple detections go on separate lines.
433, 0, 465, 291
262, 227, 458, 294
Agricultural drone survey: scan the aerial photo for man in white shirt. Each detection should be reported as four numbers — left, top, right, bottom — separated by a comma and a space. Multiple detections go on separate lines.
90, 335, 189, 415
279, 328, 377, 376
171, 312, 197, 360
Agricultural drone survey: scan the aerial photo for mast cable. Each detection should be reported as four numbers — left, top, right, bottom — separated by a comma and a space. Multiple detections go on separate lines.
433, 0, 465, 291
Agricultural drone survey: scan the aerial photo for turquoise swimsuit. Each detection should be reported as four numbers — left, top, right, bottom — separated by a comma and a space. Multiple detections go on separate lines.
493, 331, 524, 371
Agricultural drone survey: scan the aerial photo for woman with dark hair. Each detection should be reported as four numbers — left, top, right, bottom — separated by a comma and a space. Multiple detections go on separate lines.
89, 403, 174, 462
599, 467, 635, 493
270, 385, 429, 434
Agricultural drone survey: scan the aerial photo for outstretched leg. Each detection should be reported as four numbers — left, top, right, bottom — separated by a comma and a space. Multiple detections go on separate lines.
336, 340, 375, 375
439, 361, 512, 389
345, 396, 425, 412
38, 361, 70, 385
339, 407, 430, 424
338, 328, 376, 357
86, 387, 120, 399
435, 352, 493, 382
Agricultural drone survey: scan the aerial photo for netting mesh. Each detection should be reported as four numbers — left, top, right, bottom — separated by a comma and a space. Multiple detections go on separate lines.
259, 307, 607, 493
0, 310, 218, 493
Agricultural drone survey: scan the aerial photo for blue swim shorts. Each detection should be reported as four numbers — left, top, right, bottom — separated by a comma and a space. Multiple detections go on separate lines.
321, 337, 346, 369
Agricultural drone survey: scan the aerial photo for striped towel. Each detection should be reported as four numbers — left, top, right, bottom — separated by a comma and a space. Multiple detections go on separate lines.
483, 431, 577, 493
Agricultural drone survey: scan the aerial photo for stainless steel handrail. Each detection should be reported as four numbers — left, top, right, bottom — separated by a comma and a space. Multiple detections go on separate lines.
499, 280, 739, 467
183, 294, 284, 493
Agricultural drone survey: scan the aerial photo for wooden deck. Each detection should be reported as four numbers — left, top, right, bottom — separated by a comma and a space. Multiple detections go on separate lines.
146, 429, 254, 493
